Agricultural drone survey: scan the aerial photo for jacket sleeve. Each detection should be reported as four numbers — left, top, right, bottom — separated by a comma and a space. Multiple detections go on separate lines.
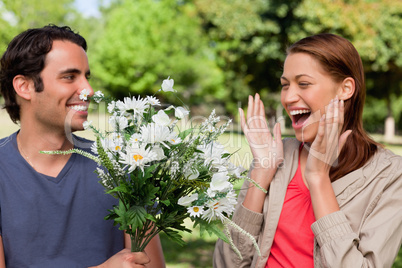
312, 157, 402, 268
213, 179, 265, 268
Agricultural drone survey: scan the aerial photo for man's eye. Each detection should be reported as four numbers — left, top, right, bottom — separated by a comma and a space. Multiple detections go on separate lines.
64, 75, 74, 80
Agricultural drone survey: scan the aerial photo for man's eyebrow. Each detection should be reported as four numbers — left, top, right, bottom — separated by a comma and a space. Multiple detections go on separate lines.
59, 68, 81, 75
59, 68, 91, 77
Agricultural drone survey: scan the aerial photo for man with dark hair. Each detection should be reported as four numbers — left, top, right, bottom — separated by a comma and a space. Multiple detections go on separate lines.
0, 25, 165, 267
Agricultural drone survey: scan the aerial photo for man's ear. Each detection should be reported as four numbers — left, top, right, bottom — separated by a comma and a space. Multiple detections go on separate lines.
13, 75, 34, 101
338, 77, 355, 101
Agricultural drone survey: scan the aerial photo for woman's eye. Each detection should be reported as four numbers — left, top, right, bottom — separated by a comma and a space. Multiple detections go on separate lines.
281, 84, 289, 89
299, 83, 310, 87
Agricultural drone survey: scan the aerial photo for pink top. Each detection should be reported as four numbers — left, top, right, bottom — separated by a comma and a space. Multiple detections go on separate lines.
266, 147, 315, 267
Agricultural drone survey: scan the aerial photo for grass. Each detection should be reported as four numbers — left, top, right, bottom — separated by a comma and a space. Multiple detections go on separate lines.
1, 110, 401, 267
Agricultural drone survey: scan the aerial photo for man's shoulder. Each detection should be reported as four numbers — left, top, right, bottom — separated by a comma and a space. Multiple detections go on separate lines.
0, 132, 17, 153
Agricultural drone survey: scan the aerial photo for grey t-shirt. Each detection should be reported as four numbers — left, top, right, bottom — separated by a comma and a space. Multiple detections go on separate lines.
0, 132, 124, 267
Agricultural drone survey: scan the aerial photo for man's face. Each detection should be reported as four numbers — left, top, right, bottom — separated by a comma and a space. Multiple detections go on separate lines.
31, 40, 93, 133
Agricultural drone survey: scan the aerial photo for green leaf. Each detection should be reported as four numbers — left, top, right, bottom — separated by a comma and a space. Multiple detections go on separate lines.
106, 184, 131, 195
198, 220, 230, 244
178, 128, 193, 140
160, 199, 171, 206
113, 200, 131, 230
163, 228, 186, 247
127, 205, 148, 230
145, 214, 157, 222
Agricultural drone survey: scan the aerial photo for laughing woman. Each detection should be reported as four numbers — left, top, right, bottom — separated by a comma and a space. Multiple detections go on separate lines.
213, 33, 402, 268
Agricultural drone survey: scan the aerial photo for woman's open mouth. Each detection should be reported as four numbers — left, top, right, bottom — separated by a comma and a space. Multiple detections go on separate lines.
290, 109, 311, 129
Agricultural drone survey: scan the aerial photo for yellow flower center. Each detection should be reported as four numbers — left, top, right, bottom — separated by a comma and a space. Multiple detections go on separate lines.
133, 154, 144, 161
193, 207, 199, 212
171, 139, 175, 143
115, 145, 121, 151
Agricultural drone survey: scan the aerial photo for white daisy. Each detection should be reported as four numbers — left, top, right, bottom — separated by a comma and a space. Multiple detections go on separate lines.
198, 142, 228, 168
102, 137, 123, 153
119, 145, 158, 173
202, 191, 236, 222
187, 206, 204, 217
167, 132, 182, 145
118, 96, 149, 116
146, 96, 161, 106
83, 120, 92, 130
140, 123, 172, 148
79, 88, 91, 101
93, 91, 104, 103
129, 133, 142, 145
107, 101, 116, 113
109, 115, 129, 131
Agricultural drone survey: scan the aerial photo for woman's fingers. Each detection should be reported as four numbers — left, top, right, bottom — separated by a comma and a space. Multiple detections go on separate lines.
239, 108, 249, 135
316, 114, 326, 145
247, 95, 254, 123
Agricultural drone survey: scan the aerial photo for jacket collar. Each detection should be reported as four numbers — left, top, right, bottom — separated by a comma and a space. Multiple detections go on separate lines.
332, 147, 391, 206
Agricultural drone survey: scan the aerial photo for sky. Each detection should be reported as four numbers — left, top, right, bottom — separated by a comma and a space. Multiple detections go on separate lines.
74, 0, 108, 18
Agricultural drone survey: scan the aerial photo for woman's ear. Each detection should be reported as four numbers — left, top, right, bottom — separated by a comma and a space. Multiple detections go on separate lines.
13, 75, 34, 101
338, 77, 355, 101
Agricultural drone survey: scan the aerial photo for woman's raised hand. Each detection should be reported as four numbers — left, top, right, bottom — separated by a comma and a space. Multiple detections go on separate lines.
304, 96, 352, 185
239, 94, 283, 189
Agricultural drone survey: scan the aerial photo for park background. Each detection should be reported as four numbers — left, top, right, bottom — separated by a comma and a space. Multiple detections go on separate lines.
0, 0, 401, 267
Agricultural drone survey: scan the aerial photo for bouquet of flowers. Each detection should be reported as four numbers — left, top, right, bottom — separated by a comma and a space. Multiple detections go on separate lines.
44, 77, 262, 258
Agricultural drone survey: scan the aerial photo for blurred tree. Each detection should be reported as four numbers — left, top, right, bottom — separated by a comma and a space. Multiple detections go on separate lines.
195, 0, 401, 134
292, 0, 402, 137
194, 0, 304, 118
90, 0, 224, 112
0, 0, 79, 53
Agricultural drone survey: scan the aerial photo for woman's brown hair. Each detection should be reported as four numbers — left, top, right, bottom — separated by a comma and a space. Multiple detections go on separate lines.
287, 33, 381, 181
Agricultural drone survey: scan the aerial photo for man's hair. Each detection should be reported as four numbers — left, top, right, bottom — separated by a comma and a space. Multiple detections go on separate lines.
0, 25, 87, 123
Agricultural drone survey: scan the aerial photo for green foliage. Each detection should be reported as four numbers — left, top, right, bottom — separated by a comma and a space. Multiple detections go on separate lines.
90, 0, 223, 107
0, 0, 81, 53
362, 96, 388, 133
293, 0, 402, 130
194, 218, 229, 244
394, 247, 402, 268
194, 0, 294, 116
0, 0, 400, 133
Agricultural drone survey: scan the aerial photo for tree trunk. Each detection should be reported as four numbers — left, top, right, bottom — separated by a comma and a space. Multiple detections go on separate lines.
384, 97, 395, 143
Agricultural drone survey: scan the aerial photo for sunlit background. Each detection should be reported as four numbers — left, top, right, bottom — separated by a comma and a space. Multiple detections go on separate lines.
0, 0, 401, 267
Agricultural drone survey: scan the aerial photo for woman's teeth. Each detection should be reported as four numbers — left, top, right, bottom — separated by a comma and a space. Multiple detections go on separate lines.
290, 109, 311, 115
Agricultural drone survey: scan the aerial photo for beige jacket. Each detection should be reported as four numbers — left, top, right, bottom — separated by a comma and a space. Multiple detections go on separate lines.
214, 138, 402, 268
